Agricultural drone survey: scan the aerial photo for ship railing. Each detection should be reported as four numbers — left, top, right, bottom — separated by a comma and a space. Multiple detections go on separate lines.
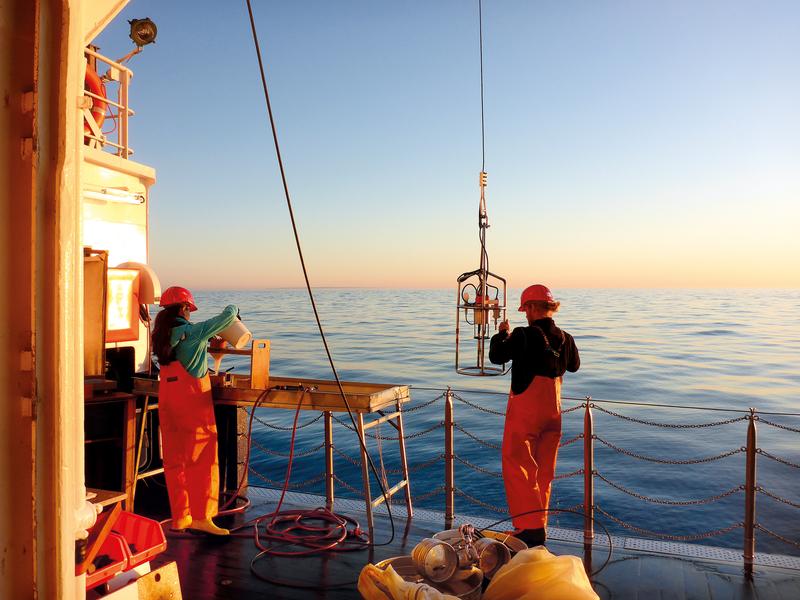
242, 385, 800, 572
83, 47, 135, 159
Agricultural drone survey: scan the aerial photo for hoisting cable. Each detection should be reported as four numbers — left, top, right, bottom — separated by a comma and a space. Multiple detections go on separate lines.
241, 0, 396, 586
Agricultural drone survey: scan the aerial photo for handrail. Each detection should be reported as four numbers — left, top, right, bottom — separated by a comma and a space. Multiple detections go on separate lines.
83, 47, 134, 158
410, 385, 800, 416
242, 384, 800, 571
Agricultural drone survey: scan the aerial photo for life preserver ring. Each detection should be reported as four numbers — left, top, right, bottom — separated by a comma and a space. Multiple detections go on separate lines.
83, 66, 107, 138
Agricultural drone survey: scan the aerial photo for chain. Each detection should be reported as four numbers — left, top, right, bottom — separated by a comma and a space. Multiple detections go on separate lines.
756, 448, 800, 469
454, 423, 500, 449
453, 454, 502, 478
755, 524, 800, 550
452, 392, 505, 416
403, 394, 445, 413
592, 404, 747, 429
250, 438, 325, 458
332, 415, 444, 440
332, 474, 365, 497
386, 454, 445, 475
559, 433, 583, 448
561, 404, 584, 414
757, 486, 800, 510
554, 468, 583, 480
332, 444, 362, 467
756, 417, 800, 435
594, 436, 744, 464
595, 472, 742, 505
412, 485, 446, 503
248, 467, 325, 490
454, 487, 508, 514
253, 411, 323, 431
595, 506, 741, 541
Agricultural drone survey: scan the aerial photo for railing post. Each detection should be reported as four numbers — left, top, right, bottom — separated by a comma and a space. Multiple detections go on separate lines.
743, 407, 757, 574
583, 398, 594, 544
324, 410, 334, 510
444, 387, 455, 528
120, 69, 130, 158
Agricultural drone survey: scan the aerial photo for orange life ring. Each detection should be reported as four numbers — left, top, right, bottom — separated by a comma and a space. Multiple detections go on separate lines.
84, 66, 107, 138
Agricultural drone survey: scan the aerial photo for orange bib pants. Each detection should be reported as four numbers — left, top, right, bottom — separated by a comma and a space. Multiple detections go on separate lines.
158, 362, 220, 523
502, 375, 562, 530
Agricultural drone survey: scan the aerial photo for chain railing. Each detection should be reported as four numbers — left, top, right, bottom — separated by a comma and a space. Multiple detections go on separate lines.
243, 384, 800, 569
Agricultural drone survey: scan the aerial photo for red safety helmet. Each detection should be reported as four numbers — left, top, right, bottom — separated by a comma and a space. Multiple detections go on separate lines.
159, 286, 198, 312
518, 284, 556, 311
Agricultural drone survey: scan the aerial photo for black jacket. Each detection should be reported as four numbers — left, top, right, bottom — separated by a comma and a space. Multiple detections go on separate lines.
489, 317, 580, 394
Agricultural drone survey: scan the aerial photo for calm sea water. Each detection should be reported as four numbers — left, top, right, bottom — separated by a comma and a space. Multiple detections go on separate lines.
191, 288, 800, 556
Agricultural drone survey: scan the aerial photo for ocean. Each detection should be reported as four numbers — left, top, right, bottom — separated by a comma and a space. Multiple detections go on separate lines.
189, 288, 800, 556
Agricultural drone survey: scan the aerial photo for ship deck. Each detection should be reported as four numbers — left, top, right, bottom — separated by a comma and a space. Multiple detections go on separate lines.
141, 487, 800, 600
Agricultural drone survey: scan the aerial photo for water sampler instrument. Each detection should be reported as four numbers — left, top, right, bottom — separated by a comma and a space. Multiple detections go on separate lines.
455, 1, 508, 377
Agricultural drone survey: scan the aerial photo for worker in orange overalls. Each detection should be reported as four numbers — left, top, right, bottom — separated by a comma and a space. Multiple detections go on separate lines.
151, 286, 239, 535
489, 284, 580, 547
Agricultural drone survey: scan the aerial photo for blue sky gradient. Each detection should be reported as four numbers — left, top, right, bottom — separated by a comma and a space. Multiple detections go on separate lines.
94, 1, 800, 289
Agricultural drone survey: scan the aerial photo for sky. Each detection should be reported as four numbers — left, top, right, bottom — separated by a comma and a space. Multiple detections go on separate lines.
94, 1, 800, 290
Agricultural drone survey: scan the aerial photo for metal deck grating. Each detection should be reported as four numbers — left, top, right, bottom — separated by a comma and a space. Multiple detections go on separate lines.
246, 486, 800, 571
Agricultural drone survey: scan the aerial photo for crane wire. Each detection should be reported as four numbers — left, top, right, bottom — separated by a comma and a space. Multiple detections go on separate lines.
243, 0, 395, 571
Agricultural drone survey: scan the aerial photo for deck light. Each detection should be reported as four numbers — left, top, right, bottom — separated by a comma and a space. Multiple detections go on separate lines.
129, 18, 157, 47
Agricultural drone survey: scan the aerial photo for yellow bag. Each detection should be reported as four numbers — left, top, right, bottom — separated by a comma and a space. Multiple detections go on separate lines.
482, 546, 599, 600
358, 563, 461, 600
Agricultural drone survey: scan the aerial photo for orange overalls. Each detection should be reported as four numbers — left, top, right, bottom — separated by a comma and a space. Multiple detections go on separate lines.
158, 361, 220, 523
502, 375, 562, 530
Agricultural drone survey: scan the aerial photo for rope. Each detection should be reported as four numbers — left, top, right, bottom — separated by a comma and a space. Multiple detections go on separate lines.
594, 436, 744, 464
595, 472, 742, 506
595, 506, 741, 541
478, 0, 485, 172
592, 404, 747, 429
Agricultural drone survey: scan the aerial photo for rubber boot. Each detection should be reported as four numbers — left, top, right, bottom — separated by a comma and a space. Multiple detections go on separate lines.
189, 518, 229, 536
517, 528, 546, 547
171, 515, 193, 531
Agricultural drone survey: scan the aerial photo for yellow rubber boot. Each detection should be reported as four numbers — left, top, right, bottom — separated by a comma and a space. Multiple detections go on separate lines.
171, 515, 193, 531
189, 518, 229, 536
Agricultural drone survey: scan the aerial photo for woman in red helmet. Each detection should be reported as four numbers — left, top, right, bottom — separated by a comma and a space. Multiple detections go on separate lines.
489, 284, 580, 547
151, 286, 238, 535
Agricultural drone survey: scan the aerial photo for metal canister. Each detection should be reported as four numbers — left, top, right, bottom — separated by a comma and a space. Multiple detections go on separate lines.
411, 538, 458, 583
473, 537, 511, 578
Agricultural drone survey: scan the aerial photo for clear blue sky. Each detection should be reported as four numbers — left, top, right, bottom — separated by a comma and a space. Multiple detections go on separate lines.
95, 0, 800, 289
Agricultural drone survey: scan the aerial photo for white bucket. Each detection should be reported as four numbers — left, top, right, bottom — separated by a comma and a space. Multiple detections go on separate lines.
219, 319, 252, 349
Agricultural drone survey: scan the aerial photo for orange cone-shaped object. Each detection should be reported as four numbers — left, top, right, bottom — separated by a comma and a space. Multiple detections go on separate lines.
158, 362, 220, 524
502, 376, 562, 530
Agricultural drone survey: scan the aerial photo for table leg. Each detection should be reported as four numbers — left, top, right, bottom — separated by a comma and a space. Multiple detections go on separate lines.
358, 413, 374, 543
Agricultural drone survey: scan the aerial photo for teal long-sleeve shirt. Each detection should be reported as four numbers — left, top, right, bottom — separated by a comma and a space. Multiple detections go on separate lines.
169, 304, 238, 377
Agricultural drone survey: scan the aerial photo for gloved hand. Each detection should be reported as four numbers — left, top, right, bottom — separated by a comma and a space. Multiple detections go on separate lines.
209, 335, 226, 350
